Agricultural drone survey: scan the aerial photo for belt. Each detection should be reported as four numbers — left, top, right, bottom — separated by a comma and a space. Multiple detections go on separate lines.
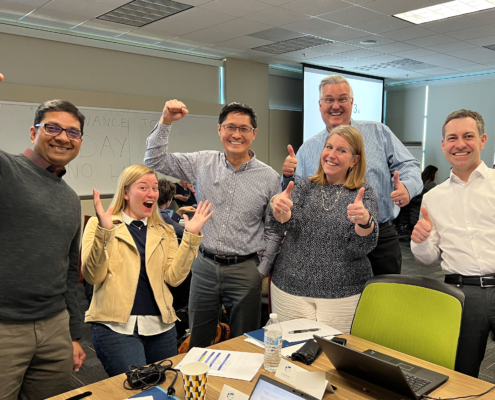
379, 220, 393, 229
199, 247, 257, 265
445, 274, 495, 288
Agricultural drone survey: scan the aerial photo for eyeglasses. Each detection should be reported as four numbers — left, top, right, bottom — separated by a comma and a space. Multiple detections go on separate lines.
221, 124, 255, 134
35, 123, 83, 140
320, 97, 352, 105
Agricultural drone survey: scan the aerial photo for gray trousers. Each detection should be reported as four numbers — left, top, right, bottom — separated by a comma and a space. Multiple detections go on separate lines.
188, 252, 262, 348
0, 310, 73, 400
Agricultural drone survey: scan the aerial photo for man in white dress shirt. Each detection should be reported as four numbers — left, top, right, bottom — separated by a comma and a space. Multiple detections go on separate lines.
411, 109, 495, 378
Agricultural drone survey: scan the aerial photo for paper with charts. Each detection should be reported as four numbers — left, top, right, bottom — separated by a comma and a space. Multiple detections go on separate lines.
175, 348, 264, 381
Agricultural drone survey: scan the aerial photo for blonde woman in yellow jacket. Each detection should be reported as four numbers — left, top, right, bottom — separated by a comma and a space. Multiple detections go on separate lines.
82, 165, 213, 377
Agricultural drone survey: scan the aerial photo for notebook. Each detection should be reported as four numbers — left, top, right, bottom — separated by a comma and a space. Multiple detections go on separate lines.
248, 374, 319, 400
314, 335, 449, 400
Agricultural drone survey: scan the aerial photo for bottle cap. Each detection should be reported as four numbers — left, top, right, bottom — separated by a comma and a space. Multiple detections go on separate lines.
269, 313, 277, 319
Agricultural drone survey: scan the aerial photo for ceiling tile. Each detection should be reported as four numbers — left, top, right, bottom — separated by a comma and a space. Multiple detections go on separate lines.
454, 64, 492, 72
257, 0, 293, 5
21, 9, 89, 30
381, 26, 435, 41
338, 48, 383, 59
317, 27, 369, 41
281, 17, 341, 35
413, 54, 476, 68
410, 67, 456, 75
350, 16, 410, 33
218, 35, 274, 49
313, 42, 360, 54
372, 42, 418, 53
158, 37, 205, 50
280, 0, 351, 17
427, 41, 478, 53
233, 48, 276, 59
182, 18, 273, 43
358, 54, 403, 63
70, 19, 133, 37
199, 0, 272, 17
0, 1, 37, 21
117, 29, 175, 44
446, 48, 495, 64
6, 0, 49, 6
176, 0, 215, 5
391, 48, 437, 58
344, 35, 395, 47
362, 0, 432, 15
404, 34, 456, 47
305, 53, 359, 66
446, 25, 495, 40
144, 8, 235, 36
465, 35, 495, 46
249, 27, 302, 41
244, 6, 307, 26
421, 15, 484, 34
464, 8, 495, 25
41, 0, 115, 18
318, 5, 384, 25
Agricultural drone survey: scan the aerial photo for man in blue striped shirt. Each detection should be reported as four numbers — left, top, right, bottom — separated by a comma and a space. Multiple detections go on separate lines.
282, 74, 422, 275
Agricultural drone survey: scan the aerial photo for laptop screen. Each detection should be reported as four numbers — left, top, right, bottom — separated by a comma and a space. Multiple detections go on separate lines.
249, 376, 317, 400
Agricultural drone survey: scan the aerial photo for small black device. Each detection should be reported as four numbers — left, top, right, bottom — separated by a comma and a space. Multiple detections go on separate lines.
330, 336, 347, 346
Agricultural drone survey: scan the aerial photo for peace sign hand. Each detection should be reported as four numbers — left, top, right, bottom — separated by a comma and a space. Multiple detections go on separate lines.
93, 189, 114, 230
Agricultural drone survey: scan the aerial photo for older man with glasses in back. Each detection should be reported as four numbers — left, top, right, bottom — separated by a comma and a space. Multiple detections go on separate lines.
145, 99, 282, 349
282, 74, 422, 276
0, 99, 86, 400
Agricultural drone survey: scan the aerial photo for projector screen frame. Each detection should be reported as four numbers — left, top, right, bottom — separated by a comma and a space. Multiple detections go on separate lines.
302, 63, 385, 141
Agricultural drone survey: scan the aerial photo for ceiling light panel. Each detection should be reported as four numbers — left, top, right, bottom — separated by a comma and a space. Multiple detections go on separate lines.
97, 0, 193, 27
395, 0, 495, 25
252, 36, 333, 55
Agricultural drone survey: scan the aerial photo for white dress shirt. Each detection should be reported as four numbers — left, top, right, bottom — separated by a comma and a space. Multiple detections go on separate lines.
411, 162, 495, 276
101, 212, 175, 336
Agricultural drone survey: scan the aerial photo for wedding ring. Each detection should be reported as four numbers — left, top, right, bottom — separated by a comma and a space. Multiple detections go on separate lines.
351, 216, 355, 222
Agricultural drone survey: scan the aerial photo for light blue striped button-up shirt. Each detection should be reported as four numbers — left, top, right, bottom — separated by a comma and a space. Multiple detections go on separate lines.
282, 119, 422, 223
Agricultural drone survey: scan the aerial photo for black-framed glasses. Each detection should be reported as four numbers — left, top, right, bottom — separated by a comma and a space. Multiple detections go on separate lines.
221, 124, 255, 134
320, 96, 352, 105
35, 123, 83, 140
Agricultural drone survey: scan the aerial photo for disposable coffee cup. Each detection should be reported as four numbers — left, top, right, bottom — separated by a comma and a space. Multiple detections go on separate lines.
180, 361, 209, 400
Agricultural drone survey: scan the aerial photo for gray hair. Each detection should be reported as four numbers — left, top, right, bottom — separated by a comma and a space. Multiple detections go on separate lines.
442, 109, 485, 138
319, 75, 353, 98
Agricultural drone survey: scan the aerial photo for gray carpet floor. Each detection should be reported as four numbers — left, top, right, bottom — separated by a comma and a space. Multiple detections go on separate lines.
69, 241, 495, 390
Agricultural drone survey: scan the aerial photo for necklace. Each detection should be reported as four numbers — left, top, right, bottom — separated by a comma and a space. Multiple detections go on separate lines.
321, 185, 345, 211
130, 221, 145, 230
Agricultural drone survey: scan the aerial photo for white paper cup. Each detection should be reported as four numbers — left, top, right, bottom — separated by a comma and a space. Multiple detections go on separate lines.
181, 362, 209, 400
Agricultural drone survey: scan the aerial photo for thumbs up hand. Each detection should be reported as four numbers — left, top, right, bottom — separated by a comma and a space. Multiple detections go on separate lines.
347, 187, 370, 225
411, 206, 433, 244
282, 145, 298, 177
271, 181, 294, 223
390, 171, 410, 207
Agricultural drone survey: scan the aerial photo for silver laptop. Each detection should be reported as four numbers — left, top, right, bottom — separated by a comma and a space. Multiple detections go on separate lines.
248, 375, 318, 400
315, 335, 449, 400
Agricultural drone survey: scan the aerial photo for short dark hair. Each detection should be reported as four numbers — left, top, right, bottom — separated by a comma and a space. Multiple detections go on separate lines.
421, 165, 438, 184
158, 179, 176, 207
34, 100, 85, 133
218, 102, 257, 128
442, 109, 484, 138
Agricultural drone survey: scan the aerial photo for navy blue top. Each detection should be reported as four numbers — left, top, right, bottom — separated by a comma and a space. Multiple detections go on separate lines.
175, 183, 197, 207
127, 222, 161, 316
159, 209, 184, 239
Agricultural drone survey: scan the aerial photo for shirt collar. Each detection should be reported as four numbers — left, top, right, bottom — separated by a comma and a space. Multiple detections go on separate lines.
449, 161, 488, 185
222, 149, 256, 171
22, 148, 66, 177
122, 211, 148, 226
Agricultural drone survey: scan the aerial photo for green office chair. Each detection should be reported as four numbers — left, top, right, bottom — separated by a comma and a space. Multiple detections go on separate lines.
350, 274, 465, 370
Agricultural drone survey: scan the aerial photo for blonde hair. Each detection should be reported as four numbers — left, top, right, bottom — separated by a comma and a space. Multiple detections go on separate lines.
309, 125, 366, 189
110, 164, 165, 227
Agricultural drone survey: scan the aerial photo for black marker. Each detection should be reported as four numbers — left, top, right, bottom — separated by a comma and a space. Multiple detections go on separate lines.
66, 391, 92, 400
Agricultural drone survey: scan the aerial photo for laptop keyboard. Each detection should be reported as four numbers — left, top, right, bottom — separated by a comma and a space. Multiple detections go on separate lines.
403, 372, 431, 392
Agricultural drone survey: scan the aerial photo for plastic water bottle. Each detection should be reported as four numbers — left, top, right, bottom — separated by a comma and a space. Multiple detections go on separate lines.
264, 313, 283, 372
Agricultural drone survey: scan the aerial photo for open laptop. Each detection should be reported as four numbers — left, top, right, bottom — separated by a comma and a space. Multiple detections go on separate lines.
248, 375, 319, 400
314, 336, 449, 400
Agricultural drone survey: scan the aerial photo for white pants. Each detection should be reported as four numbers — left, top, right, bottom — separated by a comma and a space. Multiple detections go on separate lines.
271, 282, 361, 334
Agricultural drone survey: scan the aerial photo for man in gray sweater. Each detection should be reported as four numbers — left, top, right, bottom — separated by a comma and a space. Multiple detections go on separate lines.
0, 99, 86, 400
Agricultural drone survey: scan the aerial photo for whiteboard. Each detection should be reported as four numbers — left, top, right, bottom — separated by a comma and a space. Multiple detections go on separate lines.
0, 101, 219, 196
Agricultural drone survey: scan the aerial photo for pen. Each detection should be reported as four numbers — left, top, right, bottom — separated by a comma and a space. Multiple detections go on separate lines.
288, 328, 321, 334
66, 391, 92, 400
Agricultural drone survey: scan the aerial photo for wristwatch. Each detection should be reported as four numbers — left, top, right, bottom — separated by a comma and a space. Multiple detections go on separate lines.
358, 214, 374, 229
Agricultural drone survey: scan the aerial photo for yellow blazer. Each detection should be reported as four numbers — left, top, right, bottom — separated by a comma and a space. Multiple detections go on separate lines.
81, 215, 202, 325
